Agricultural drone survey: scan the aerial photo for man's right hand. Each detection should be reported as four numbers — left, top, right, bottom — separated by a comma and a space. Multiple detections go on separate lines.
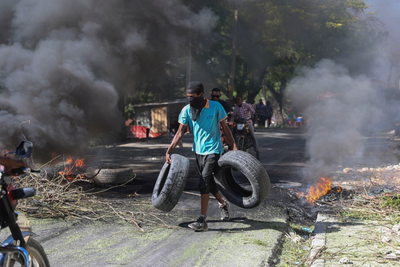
166, 153, 172, 164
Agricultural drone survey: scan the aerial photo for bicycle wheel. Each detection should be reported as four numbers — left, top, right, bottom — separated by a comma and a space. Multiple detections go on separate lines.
5, 237, 50, 267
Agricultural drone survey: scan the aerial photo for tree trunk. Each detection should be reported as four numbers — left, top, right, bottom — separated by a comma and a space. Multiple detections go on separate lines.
265, 78, 286, 126
229, 9, 239, 100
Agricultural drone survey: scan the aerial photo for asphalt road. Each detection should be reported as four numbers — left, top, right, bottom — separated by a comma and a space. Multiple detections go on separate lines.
8, 127, 397, 266
12, 127, 388, 266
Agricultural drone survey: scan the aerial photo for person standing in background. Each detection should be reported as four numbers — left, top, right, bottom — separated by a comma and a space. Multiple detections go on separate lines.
256, 99, 266, 129
233, 96, 260, 160
210, 88, 232, 114
288, 109, 295, 127
264, 101, 273, 128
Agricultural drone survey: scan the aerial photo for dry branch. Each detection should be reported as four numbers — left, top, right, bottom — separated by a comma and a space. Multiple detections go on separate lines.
13, 164, 168, 229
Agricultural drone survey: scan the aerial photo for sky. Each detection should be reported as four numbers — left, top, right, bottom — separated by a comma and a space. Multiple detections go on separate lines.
366, 0, 400, 44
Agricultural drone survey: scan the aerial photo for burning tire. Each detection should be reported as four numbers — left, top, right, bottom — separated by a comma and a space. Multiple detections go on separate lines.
93, 167, 135, 186
152, 154, 190, 212
215, 150, 270, 208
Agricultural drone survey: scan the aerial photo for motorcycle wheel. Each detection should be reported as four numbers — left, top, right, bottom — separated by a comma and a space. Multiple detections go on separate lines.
237, 136, 245, 151
7, 237, 50, 267
246, 136, 253, 151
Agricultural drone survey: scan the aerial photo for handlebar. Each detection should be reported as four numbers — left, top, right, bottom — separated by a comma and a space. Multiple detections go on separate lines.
10, 167, 31, 175
0, 157, 39, 176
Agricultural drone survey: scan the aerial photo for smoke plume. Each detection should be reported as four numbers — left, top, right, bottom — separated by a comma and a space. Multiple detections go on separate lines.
288, 4, 400, 179
0, 0, 217, 160
289, 59, 385, 176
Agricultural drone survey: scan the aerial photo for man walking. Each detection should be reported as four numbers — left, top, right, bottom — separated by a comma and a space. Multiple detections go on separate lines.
166, 81, 237, 232
233, 96, 260, 160
264, 101, 273, 128
256, 99, 266, 128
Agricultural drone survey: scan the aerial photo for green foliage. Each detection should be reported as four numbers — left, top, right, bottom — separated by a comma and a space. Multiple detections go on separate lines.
126, 0, 382, 110
381, 194, 400, 210
124, 104, 135, 120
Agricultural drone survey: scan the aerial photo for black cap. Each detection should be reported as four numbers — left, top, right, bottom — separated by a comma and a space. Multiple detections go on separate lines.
186, 81, 204, 94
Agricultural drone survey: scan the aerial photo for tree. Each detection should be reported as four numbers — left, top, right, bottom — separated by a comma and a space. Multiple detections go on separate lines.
234, 0, 376, 123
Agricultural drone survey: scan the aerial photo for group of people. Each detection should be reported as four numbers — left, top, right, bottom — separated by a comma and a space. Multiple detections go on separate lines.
166, 81, 271, 232
255, 99, 273, 128
287, 110, 304, 127
210, 88, 260, 160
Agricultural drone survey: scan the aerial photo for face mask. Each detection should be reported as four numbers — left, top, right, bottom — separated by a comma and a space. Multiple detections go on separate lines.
188, 96, 205, 121
188, 96, 203, 108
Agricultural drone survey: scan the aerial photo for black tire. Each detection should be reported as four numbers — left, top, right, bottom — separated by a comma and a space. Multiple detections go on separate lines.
152, 154, 190, 212
93, 167, 134, 186
246, 135, 253, 151
215, 150, 270, 208
8, 237, 50, 267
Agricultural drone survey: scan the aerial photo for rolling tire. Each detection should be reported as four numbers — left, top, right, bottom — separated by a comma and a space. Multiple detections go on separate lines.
215, 150, 270, 208
152, 154, 190, 212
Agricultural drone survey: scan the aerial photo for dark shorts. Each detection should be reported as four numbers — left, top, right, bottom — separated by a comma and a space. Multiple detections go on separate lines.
195, 153, 220, 195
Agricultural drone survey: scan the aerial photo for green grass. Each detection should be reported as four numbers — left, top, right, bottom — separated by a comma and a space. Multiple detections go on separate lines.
277, 224, 313, 267
381, 194, 400, 210
342, 210, 382, 220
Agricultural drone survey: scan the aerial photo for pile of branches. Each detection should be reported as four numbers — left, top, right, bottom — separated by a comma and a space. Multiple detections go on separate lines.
13, 171, 171, 231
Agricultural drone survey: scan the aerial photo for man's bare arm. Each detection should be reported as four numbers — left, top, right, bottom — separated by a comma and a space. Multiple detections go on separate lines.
166, 124, 187, 163
221, 120, 237, 150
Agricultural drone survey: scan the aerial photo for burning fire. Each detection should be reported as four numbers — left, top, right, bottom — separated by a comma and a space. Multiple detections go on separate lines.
297, 177, 332, 205
58, 157, 85, 179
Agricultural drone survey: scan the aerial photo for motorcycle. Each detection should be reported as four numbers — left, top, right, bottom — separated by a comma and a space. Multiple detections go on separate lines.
0, 141, 50, 267
220, 111, 235, 151
234, 118, 253, 152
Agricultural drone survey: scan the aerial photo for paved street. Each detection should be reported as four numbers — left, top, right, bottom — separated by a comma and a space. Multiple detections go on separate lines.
11, 128, 397, 266
24, 128, 308, 266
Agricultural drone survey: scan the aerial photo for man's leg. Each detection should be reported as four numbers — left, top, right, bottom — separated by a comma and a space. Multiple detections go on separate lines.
200, 193, 209, 216
248, 124, 259, 159
189, 154, 209, 231
211, 192, 230, 221
206, 154, 231, 221
266, 117, 270, 128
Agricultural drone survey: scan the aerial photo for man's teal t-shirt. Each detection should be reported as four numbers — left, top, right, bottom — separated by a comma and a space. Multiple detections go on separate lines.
179, 99, 227, 155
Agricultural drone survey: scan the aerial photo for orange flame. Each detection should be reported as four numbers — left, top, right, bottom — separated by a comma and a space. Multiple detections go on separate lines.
58, 157, 85, 179
297, 177, 332, 205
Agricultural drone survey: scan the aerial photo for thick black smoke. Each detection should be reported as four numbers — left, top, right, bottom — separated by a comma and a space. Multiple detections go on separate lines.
0, 0, 217, 160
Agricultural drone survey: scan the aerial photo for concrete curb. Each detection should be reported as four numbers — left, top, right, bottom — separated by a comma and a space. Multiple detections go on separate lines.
309, 213, 327, 267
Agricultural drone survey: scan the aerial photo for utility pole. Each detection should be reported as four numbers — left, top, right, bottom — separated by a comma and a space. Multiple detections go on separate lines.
229, 8, 239, 100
